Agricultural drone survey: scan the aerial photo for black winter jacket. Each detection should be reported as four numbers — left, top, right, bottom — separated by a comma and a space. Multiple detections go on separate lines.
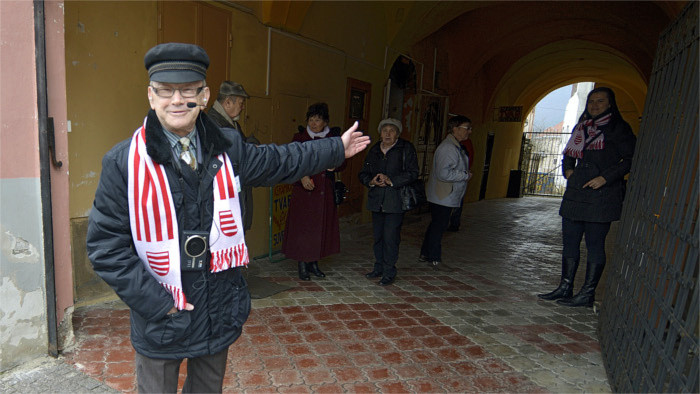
559, 116, 636, 223
358, 138, 419, 213
87, 110, 345, 359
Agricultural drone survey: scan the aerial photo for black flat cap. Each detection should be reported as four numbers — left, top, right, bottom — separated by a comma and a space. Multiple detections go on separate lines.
144, 43, 209, 83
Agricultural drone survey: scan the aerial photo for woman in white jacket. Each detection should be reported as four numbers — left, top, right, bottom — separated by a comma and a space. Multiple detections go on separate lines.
420, 115, 473, 270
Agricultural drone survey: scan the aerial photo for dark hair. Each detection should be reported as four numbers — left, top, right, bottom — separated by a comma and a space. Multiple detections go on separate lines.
447, 115, 471, 133
306, 102, 330, 123
579, 86, 621, 122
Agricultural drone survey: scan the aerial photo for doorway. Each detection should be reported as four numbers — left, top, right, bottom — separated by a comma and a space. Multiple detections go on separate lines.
339, 78, 371, 217
479, 132, 495, 200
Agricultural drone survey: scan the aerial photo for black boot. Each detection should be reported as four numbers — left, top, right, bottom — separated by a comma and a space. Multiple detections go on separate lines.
298, 261, 310, 281
307, 261, 325, 278
557, 261, 605, 307
538, 257, 578, 300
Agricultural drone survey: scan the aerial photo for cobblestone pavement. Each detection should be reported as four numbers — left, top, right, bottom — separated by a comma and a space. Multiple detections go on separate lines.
1, 197, 614, 393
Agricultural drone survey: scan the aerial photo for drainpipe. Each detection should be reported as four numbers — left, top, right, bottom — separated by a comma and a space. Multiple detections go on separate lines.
34, 0, 59, 357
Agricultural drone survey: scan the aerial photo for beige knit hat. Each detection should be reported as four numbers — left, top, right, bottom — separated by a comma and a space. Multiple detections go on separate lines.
377, 118, 402, 133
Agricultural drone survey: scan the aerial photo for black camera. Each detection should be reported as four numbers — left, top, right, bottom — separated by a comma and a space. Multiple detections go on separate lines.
181, 231, 209, 271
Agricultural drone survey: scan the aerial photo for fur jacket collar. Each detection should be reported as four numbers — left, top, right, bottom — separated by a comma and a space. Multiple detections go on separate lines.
144, 109, 233, 164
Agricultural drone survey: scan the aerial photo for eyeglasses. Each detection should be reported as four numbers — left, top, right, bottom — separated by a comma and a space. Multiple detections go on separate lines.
458, 125, 473, 130
150, 85, 205, 98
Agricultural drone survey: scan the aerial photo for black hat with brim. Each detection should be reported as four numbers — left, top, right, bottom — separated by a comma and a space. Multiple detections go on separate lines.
144, 43, 209, 83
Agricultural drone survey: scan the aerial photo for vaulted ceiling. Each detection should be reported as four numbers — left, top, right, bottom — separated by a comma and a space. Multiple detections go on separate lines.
231, 0, 687, 121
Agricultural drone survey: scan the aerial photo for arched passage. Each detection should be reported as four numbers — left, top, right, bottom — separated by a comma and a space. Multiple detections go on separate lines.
409, 2, 678, 200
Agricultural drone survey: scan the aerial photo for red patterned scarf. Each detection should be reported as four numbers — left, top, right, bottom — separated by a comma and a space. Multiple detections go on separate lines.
127, 118, 248, 310
563, 113, 612, 159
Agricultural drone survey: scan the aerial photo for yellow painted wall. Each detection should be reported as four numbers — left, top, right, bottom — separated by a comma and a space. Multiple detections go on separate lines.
66, 1, 395, 263
65, 1, 157, 218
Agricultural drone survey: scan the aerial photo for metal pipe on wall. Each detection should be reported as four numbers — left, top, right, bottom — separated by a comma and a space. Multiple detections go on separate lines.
33, 0, 59, 357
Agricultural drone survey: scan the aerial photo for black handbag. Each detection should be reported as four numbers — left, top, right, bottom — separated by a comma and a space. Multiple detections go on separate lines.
399, 146, 427, 211
400, 179, 426, 211
334, 174, 348, 205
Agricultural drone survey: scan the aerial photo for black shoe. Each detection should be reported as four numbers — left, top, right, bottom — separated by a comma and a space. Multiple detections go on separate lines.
538, 257, 578, 300
298, 261, 310, 281
537, 284, 573, 300
418, 255, 428, 263
378, 277, 395, 286
307, 261, 325, 278
556, 293, 594, 307
430, 261, 452, 272
365, 271, 382, 279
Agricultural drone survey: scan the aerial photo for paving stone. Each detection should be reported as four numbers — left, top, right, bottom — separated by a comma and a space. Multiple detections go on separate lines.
502, 355, 543, 371
3, 197, 616, 393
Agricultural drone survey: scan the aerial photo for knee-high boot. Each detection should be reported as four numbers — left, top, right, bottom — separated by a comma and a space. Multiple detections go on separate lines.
538, 257, 578, 300
298, 261, 310, 281
307, 261, 325, 278
557, 261, 605, 307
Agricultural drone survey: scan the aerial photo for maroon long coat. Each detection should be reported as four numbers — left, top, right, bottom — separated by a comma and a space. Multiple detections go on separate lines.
282, 127, 345, 262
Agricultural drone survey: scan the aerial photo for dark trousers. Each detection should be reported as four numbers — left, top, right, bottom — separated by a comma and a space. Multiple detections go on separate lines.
371, 211, 404, 279
420, 203, 453, 262
562, 217, 611, 266
448, 199, 464, 230
135, 347, 229, 393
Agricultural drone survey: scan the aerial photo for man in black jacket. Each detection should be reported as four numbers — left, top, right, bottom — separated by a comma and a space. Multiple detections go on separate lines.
86, 43, 369, 393
208, 81, 259, 232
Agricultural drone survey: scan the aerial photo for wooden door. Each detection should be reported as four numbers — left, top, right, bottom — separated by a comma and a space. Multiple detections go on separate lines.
339, 78, 371, 217
158, 1, 230, 109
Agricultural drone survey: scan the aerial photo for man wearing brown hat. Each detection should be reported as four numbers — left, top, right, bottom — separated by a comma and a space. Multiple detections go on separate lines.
208, 81, 259, 232
208, 81, 253, 137
86, 42, 369, 393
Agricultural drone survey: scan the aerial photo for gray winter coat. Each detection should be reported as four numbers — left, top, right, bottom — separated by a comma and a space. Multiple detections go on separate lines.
87, 110, 345, 359
426, 134, 470, 208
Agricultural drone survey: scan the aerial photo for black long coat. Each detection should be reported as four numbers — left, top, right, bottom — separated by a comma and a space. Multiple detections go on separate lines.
559, 117, 636, 223
358, 138, 419, 214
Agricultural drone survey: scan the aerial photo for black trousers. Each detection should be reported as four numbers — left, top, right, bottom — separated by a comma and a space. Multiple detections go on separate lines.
135, 347, 229, 393
448, 199, 464, 230
562, 217, 611, 266
371, 211, 404, 279
420, 203, 453, 262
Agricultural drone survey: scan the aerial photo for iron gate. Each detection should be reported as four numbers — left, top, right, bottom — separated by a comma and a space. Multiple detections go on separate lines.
520, 131, 570, 197
598, 2, 698, 392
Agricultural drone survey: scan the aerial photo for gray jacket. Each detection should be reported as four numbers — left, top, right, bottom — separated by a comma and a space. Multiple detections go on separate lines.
426, 134, 470, 208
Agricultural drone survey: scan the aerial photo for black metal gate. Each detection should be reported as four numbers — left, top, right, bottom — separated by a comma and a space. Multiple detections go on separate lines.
598, 3, 699, 392
520, 131, 570, 197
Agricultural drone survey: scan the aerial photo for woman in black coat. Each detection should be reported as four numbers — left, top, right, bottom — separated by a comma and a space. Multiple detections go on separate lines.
358, 118, 418, 286
538, 87, 636, 307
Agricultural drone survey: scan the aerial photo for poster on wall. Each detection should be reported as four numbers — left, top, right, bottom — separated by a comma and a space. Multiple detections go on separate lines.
270, 184, 293, 250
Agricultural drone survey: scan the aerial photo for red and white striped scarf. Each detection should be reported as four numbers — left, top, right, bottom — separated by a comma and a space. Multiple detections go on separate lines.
563, 113, 611, 159
127, 118, 248, 310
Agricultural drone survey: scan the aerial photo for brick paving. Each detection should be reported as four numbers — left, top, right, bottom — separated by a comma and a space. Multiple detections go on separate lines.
2, 197, 614, 393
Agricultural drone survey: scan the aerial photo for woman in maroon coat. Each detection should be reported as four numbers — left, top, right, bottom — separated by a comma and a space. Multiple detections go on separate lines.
282, 103, 346, 280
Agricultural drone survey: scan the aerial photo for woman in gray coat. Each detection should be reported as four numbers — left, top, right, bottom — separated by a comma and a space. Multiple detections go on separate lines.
420, 115, 473, 270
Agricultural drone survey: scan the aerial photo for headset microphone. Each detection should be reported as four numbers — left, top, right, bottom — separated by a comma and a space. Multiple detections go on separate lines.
187, 102, 200, 108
